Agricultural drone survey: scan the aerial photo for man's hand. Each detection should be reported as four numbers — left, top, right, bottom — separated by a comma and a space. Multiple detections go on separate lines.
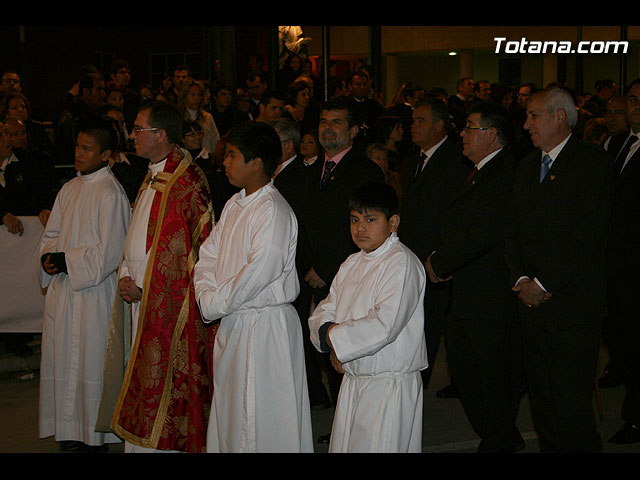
304, 267, 327, 289
39, 209, 51, 227
425, 254, 452, 283
512, 278, 552, 308
42, 254, 58, 275
3, 213, 23, 236
330, 351, 345, 374
120, 276, 142, 304
326, 324, 344, 373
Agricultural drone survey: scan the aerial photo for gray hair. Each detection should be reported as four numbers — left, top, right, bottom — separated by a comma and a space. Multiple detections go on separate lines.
544, 87, 577, 128
270, 117, 301, 151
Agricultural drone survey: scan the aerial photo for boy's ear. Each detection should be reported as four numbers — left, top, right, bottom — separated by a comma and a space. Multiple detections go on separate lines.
389, 214, 400, 232
101, 149, 113, 163
249, 156, 262, 171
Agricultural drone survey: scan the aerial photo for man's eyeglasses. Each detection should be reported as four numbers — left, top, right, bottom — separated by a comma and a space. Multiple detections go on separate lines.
463, 125, 491, 133
132, 126, 159, 134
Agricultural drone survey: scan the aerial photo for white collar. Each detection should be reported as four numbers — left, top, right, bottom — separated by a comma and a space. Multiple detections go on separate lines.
542, 133, 572, 164
421, 135, 448, 159
476, 148, 503, 171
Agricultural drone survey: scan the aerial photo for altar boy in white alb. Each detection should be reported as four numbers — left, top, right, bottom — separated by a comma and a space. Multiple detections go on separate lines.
309, 182, 428, 453
194, 121, 313, 453
39, 120, 131, 452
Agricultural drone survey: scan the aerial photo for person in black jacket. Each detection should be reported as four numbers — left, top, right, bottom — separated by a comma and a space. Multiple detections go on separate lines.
505, 86, 612, 452
297, 97, 384, 410
399, 97, 471, 389
603, 79, 640, 445
427, 102, 524, 452
1, 120, 56, 234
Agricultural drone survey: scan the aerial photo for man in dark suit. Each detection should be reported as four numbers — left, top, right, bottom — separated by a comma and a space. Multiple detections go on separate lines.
399, 97, 471, 390
297, 97, 384, 410
603, 94, 630, 158
448, 77, 475, 134
271, 117, 331, 410
272, 118, 305, 208
0, 120, 57, 356
345, 70, 384, 150
597, 93, 629, 389
0, 120, 56, 234
426, 102, 523, 452
603, 78, 640, 445
505, 87, 612, 452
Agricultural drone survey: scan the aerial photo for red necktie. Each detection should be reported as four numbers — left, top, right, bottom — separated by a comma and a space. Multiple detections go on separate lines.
322, 160, 336, 186
465, 166, 478, 183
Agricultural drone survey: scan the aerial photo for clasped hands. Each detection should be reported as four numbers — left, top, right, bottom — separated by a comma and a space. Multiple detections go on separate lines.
512, 278, 552, 308
425, 254, 451, 284
304, 267, 326, 289
120, 276, 142, 304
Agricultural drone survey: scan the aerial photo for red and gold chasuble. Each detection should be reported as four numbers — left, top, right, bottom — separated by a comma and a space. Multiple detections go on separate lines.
110, 147, 215, 452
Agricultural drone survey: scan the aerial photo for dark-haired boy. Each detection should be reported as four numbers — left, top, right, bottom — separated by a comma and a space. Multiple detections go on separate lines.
309, 182, 428, 453
194, 121, 313, 452
39, 120, 131, 451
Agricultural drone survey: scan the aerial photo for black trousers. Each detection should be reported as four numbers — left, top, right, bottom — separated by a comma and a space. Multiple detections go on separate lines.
604, 281, 640, 426
296, 281, 342, 407
421, 281, 450, 387
520, 308, 602, 453
294, 280, 332, 406
445, 314, 524, 452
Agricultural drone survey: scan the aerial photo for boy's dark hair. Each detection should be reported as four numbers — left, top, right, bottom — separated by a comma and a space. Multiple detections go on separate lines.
226, 121, 282, 178
349, 182, 399, 219
77, 118, 118, 153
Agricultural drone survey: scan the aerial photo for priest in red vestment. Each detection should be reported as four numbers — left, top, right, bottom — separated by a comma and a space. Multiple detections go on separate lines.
97, 101, 214, 453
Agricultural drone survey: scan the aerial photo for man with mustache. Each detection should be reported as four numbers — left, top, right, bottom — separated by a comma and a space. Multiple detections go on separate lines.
296, 97, 384, 433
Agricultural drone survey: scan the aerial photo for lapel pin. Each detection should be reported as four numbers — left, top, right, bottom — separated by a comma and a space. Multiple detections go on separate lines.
550, 175, 556, 180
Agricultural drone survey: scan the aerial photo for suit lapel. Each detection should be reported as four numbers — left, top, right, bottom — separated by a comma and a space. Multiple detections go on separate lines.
617, 147, 640, 185
537, 135, 577, 187
411, 138, 449, 191
451, 150, 503, 202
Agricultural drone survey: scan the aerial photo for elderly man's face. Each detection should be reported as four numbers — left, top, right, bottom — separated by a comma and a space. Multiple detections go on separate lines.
524, 93, 562, 152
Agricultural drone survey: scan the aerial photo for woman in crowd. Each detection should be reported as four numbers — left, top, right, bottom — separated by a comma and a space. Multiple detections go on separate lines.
1, 91, 55, 160
299, 129, 321, 166
181, 120, 212, 175
177, 79, 220, 154
372, 115, 404, 172
283, 80, 316, 134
